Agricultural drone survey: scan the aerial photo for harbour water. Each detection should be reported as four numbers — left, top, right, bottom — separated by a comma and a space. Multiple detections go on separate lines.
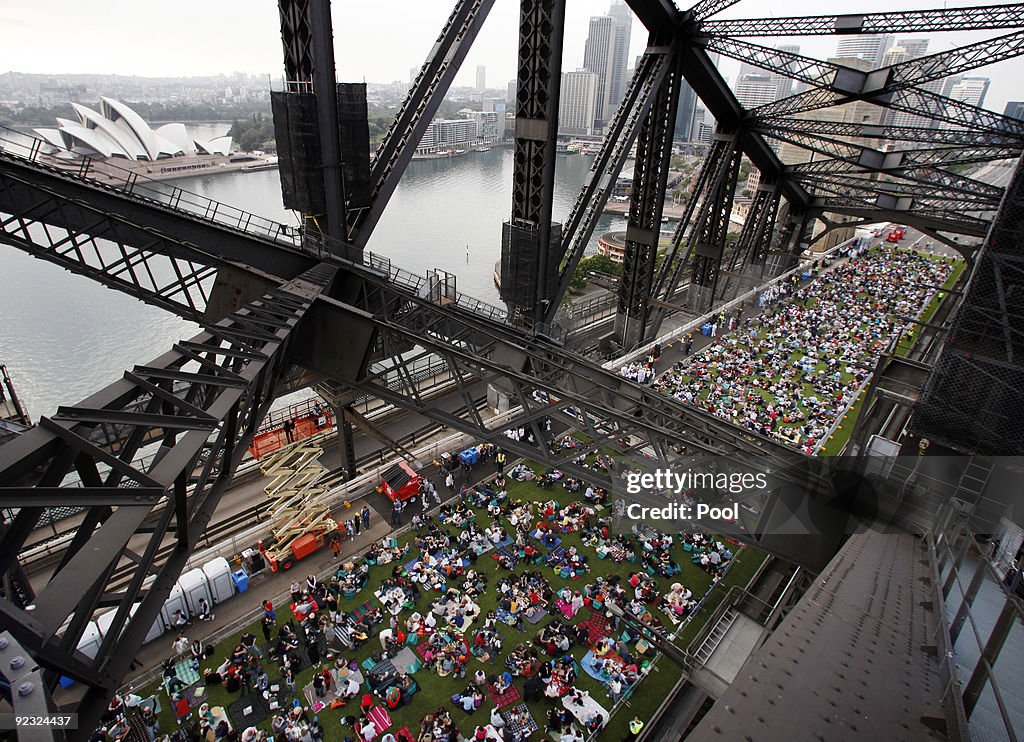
0, 133, 625, 418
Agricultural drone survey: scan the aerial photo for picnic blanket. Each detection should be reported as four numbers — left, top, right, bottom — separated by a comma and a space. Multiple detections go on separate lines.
471, 539, 494, 555
578, 609, 614, 644
493, 544, 519, 568
495, 607, 518, 625
530, 530, 562, 551
228, 693, 270, 729
555, 598, 576, 619
524, 606, 548, 624
350, 600, 378, 623
302, 681, 330, 713
369, 657, 398, 679
367, 705, 393, 733
562, 692, 610, 726
494, 535, 514, 548
391, 647, 420, 673
580, 651, 608, 683
375, 586, 411, 615
395, 726, 415, 742
500, 703, 538, 737
173, 659, 200, 688
487, 681, 521, 710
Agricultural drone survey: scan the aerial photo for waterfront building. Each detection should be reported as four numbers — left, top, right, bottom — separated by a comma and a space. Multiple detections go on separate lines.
35, 96, 231, 161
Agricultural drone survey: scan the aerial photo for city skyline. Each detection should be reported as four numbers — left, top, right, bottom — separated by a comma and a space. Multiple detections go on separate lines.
1, 0, 1022, 114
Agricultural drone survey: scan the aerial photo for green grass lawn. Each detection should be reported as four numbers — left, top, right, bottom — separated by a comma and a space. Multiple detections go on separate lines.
819, 255, 966, 456
138, 469, 764, 741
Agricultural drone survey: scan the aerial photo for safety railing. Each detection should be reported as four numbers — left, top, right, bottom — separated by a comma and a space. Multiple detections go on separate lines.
0, 125, 514, 326
930, 500, 1024, 741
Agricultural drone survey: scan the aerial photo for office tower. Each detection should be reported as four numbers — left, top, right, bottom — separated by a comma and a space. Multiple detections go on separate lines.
476, 65, 486, 92
736, 74, 778, 109
675, 79, 698, 141
583, 15, 615, 124
1005, 101, 1024, 120
506, 79, 516, 105
606, 1, 632, 113
835, 34, 892, 67
583, 2, 632, 130
881, 39, 936, 129
946, 76, 990, 109
559, 70, 600, 136
409, 67, 418, 85
775, 45, 800, 99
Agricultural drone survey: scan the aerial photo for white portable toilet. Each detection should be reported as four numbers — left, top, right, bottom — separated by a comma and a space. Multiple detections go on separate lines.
97, 604, 163, 645
202, 556, 235, 604
160, 581, 189, 630
76, 621, 102, 660
178, 568, 212, 616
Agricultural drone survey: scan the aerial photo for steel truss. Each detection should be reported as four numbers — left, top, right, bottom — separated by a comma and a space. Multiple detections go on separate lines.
3, 1, 1024, 734
322, 267, 799, 473
615, 45, 684, 349
501, 0, 566, 324
0, 262, 336, 734
349, 0, 496, 247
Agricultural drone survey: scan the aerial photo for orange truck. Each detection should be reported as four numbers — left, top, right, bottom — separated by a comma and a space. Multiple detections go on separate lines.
257, 519, 339, 572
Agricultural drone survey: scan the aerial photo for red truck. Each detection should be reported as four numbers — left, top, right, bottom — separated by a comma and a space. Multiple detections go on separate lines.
377, 460, 422, 503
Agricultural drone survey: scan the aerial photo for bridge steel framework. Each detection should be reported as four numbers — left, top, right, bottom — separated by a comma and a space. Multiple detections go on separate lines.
2, 0, 1024, 737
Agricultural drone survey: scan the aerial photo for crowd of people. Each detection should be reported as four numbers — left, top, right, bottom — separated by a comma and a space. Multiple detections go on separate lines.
623, 246, 954, 453
95, 443, 743, 742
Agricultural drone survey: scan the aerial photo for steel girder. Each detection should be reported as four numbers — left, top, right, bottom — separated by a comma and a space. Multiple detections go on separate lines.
700, 3, 1024, 36
316, 269, 800, 474
646, 134, 739, 334
278, 0, 349, 241
0, 166, 284, 325
615, 46, 684, 350
730, 180, 781, 271
546, 46, 675, 323
502, 0, 566, 324
0, 262, 336, 735
754, 118, 1024, 148
349, 0, 496, 247
914, 156, 1024, 453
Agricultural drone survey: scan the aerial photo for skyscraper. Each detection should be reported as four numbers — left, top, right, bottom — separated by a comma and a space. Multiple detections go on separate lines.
606, 1, 632, 113
559, 71, 600, 136
735, 74, 778, 109
675, 80, 698, 141
835, 35, 892, 67
947, 76, 990, 108
476, 65, 486, 92
583, 15, 614, 124
881, 39, 935, 129
1005, 101, 1024, 120
582, 2, 632, 131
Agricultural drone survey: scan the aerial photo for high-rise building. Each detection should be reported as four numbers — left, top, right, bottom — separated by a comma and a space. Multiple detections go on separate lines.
409, 67, 418, 85
736, 73, 778, 109
582, 2, 632, 131
675, 80, 698, 141
559, 70, 599, 136
835, 34, 892, 67
943, 76, 991, 129
476, 66, 486, 92
506, 80, 516, 108
947, 76, 990, 108
1005, 101, 1024, 120
881, 39, 937, 129
583, 15, 615, 125
606, 1, 632, 113
775, 45, 800, 100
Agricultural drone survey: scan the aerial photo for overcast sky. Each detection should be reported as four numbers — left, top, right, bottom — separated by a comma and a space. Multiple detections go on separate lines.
1, 0, 1021, 112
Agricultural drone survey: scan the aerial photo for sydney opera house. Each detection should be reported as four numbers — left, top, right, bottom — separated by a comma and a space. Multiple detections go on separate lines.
36, 97, 232, 161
